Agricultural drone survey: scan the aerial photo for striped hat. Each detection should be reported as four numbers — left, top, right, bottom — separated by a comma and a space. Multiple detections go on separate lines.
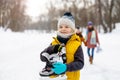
57, 12, 75, 31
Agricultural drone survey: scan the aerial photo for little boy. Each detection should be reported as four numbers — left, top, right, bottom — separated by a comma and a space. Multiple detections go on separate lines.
40, 12, 84, 80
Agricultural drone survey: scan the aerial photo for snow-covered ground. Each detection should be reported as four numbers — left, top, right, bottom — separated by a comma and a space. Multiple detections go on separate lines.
0, 24, 120, 80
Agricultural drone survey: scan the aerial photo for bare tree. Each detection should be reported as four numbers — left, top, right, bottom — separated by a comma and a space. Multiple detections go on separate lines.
35, 0, 120, 33
97, 0, 108, 33
0, 0, 29, 31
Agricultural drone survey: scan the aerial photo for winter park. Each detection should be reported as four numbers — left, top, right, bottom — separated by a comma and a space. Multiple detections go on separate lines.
0, 0, 120, 80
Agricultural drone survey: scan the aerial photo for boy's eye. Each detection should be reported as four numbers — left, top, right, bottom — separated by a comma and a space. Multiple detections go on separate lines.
59, 25, 69, 28
65, 26, 69, 28
60, 26, 69, 28
59, 26, 63, 28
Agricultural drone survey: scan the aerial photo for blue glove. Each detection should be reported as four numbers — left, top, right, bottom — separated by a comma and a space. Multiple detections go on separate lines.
52, 62, 67, 74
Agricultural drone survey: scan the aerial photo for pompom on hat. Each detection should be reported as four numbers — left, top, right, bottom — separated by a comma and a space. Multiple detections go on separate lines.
57, 12, 75, 32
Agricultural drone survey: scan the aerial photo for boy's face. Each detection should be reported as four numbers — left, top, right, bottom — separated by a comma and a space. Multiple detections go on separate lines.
58, 24, 73, 34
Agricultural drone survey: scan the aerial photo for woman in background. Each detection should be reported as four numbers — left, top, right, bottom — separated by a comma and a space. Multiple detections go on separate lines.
85, 21, 100, 64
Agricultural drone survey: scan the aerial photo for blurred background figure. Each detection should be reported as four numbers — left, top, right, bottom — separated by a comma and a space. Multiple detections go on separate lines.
85, 21, 100, 64
76, 26, 87, 46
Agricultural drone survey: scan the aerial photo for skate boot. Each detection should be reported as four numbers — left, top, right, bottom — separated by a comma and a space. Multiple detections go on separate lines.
39, 67, 54, 77
89, 56, 93, 64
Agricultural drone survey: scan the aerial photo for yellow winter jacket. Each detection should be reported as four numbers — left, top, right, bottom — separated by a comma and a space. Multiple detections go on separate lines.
51, 34, 82, 80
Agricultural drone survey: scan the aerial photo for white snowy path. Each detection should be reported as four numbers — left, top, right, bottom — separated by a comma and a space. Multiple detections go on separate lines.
0, 25, 120, 80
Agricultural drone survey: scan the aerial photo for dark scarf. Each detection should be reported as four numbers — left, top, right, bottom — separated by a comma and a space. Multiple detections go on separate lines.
57, 35, 70, 44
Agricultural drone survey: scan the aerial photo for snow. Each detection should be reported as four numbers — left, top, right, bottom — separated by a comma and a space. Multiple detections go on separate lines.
0, 24, 120, 80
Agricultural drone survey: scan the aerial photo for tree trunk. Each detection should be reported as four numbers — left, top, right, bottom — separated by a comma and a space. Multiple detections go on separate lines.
109, 0, 114, 32
98, 0, 107, 33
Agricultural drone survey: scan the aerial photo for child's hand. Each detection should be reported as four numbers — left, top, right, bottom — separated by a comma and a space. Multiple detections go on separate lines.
52, 62, 67, 74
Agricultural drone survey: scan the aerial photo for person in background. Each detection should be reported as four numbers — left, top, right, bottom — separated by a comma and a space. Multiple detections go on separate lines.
40, 12, 84, 80
85, 21, 100, 64
76, 26, 87, 46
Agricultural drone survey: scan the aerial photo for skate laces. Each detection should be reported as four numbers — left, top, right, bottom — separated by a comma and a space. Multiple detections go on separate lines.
49, 43, 66, 64
57, 44, 66, 63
